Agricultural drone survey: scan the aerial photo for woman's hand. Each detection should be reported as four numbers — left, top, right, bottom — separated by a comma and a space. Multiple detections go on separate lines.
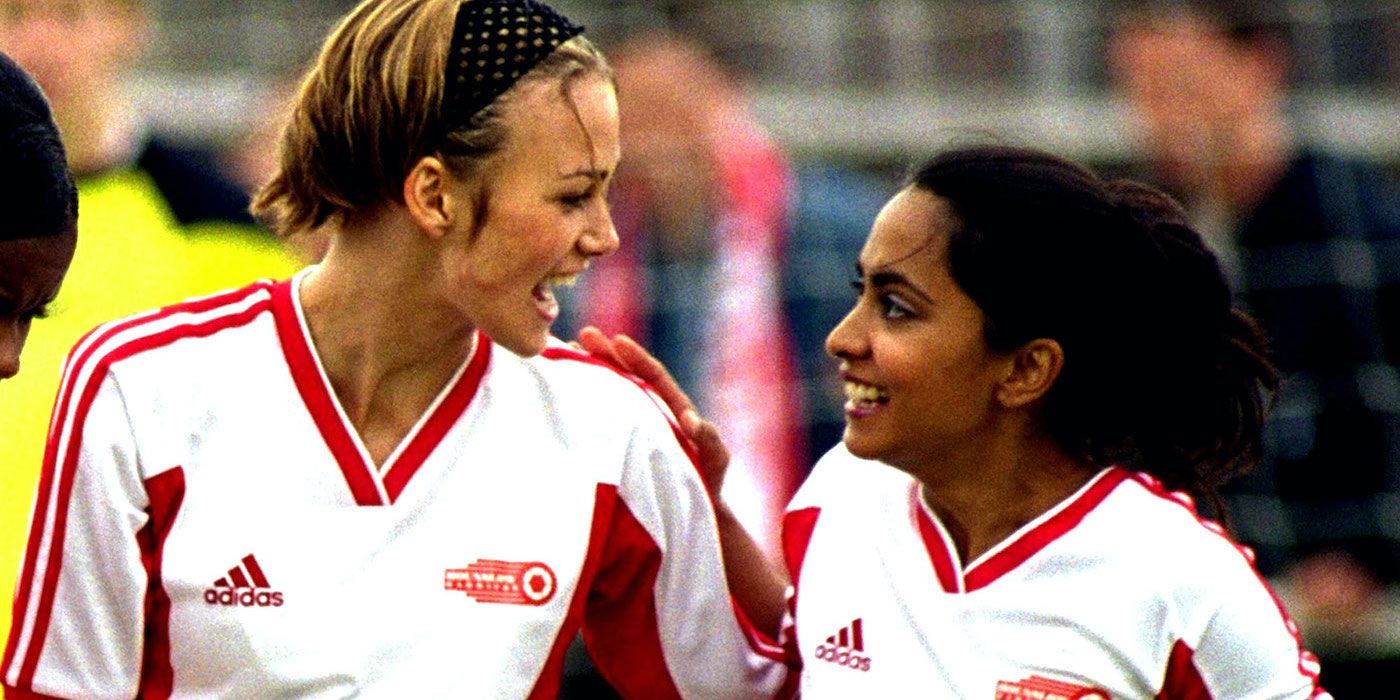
576, 326, 731, 497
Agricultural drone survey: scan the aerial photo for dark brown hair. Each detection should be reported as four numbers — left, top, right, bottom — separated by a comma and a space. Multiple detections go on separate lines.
910, 145, 1277, 502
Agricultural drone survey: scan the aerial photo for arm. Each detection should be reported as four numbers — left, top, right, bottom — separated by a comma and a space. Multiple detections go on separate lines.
577, 327, 789, 636
4, 363, 152, 699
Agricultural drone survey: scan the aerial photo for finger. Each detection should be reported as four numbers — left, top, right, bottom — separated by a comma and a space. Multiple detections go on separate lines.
613, 334, 695, 416
688, 416, 731, 494
576, 326, 625, 370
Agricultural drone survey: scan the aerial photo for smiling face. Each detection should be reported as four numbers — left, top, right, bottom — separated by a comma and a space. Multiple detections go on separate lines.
435, 73, 621, 356
0, 229, 76, 380
825, 187, 1011, 470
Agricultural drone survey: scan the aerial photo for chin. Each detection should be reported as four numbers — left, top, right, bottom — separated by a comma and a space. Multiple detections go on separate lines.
494, 330, 550, 358
841, 429, 887, 461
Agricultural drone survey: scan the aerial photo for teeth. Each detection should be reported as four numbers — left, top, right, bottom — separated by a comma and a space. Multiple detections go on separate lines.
844, 381, 889, 403
544, 273, 579, 288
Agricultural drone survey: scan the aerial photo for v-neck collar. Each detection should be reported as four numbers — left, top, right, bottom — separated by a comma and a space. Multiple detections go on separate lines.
270, 271, 492, 506
910, 467, 1129, 593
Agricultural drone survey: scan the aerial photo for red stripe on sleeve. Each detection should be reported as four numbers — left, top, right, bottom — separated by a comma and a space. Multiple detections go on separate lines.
526, 484, 618, 700
11, 298, 271, 690
137, 468, 186, 700
4, 284, 272, 679
1156, 640, 1213, 700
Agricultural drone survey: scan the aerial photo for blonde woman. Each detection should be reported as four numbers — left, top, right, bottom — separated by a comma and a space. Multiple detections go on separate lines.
2, 1, 788, 697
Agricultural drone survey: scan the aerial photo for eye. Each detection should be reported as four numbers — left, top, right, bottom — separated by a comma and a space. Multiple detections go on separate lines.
879, 293, 913, 320
849, 277, 865, 295
558, 189, 592, 211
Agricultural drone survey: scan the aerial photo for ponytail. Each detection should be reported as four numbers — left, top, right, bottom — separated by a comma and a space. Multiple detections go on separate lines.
912, 145, 1277, 504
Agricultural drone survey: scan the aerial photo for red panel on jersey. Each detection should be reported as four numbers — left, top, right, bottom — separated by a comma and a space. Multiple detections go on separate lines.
1156, 640, 1211, 699
580, 495, 683, 700
781, 507, 820, 589
527, 484, 617, 699
137, 467, 186, 700
5, 284, 273, 679
9, 293, 272, 689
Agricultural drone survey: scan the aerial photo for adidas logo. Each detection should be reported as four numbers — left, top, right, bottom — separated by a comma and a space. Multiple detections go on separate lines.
813, 618, 871, 672
203, 554, 284, 608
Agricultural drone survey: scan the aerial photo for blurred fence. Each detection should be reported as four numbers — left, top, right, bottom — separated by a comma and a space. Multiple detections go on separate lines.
140, 0, 1400, 164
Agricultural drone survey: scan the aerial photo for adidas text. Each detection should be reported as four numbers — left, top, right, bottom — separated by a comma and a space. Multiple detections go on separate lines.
814, 644, 871, 672
203, 588, 285, 607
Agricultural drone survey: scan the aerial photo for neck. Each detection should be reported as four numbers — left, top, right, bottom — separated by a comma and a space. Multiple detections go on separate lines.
909, 427, 1097, 565
299, 214, 476, 427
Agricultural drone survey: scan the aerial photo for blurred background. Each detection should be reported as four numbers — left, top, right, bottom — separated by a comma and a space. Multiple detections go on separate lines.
132, 0, 1400, 175
4, 0, 1400, 696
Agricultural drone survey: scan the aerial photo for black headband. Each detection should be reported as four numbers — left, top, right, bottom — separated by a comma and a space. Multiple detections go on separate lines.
442, 0, 584, 133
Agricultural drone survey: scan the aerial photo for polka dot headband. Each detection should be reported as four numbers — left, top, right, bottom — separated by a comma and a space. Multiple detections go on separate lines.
443, 0, 585, 131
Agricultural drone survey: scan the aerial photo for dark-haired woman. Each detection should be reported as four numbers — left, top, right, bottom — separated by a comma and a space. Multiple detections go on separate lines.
785, 146, 1328, 697
2, 1, 789, 697
585, 144, 1329, 697
0, 50, 76, 382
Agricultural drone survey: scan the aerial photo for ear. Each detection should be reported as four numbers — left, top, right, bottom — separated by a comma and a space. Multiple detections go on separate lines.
995, 338, 1064, 409
402, 156, 455, 239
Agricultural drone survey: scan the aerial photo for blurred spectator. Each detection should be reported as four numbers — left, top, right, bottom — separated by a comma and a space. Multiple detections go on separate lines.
1109, 0, 1400, 688
0, 0, 297, 642
557, 33, 887, 559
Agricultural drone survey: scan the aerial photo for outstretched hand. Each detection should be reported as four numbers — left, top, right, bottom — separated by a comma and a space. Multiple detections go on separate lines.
576, 326, 731, 496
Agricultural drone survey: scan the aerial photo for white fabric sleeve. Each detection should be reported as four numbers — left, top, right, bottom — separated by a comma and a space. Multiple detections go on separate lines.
584, 398, 791, 699
4, 369, 150, 700
1177, 560, 1329, 699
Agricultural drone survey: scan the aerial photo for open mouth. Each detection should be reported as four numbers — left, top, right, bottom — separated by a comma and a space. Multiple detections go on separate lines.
843, 380, 890, 412
531, 272, 580, 322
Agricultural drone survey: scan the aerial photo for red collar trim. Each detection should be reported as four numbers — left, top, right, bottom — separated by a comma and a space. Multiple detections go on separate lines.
912, 467, 1130, 593
270, 273, 491, 506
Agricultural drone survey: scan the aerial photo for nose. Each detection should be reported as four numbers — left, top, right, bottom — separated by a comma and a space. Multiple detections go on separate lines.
825, 306, 867, 362
0, 321, 23, 381
579, 201, 619, 258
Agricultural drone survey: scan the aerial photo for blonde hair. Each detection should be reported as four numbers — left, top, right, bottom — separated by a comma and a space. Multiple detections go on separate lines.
251, 0, 610, 236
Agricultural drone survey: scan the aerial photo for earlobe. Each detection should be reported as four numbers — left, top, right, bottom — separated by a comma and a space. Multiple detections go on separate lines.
403, 157, 454, 238
996, 338, 1064, 409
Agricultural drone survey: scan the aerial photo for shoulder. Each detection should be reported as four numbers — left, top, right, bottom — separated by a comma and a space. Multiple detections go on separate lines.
1097, 474, 1283, 608
506, 338, 686, 432
66, 280, 280, 388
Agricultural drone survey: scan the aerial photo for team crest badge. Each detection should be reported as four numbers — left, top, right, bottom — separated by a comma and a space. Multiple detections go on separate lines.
444, 559, 556, 605
995, 675, 1110, 700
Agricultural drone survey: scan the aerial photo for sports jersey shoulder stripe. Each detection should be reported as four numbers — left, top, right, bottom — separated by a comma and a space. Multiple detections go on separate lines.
1126, 473, 1327, 696
4, 283, 275, 690
539, 344, 785, 662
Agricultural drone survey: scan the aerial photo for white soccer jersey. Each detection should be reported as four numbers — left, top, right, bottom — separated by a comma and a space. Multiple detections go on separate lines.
782, 445, 1332, 699
3, 272, 789, 699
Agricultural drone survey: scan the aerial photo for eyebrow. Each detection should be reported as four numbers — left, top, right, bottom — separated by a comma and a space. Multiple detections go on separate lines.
559, 166, 611, 182
855, 262, 935, 304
